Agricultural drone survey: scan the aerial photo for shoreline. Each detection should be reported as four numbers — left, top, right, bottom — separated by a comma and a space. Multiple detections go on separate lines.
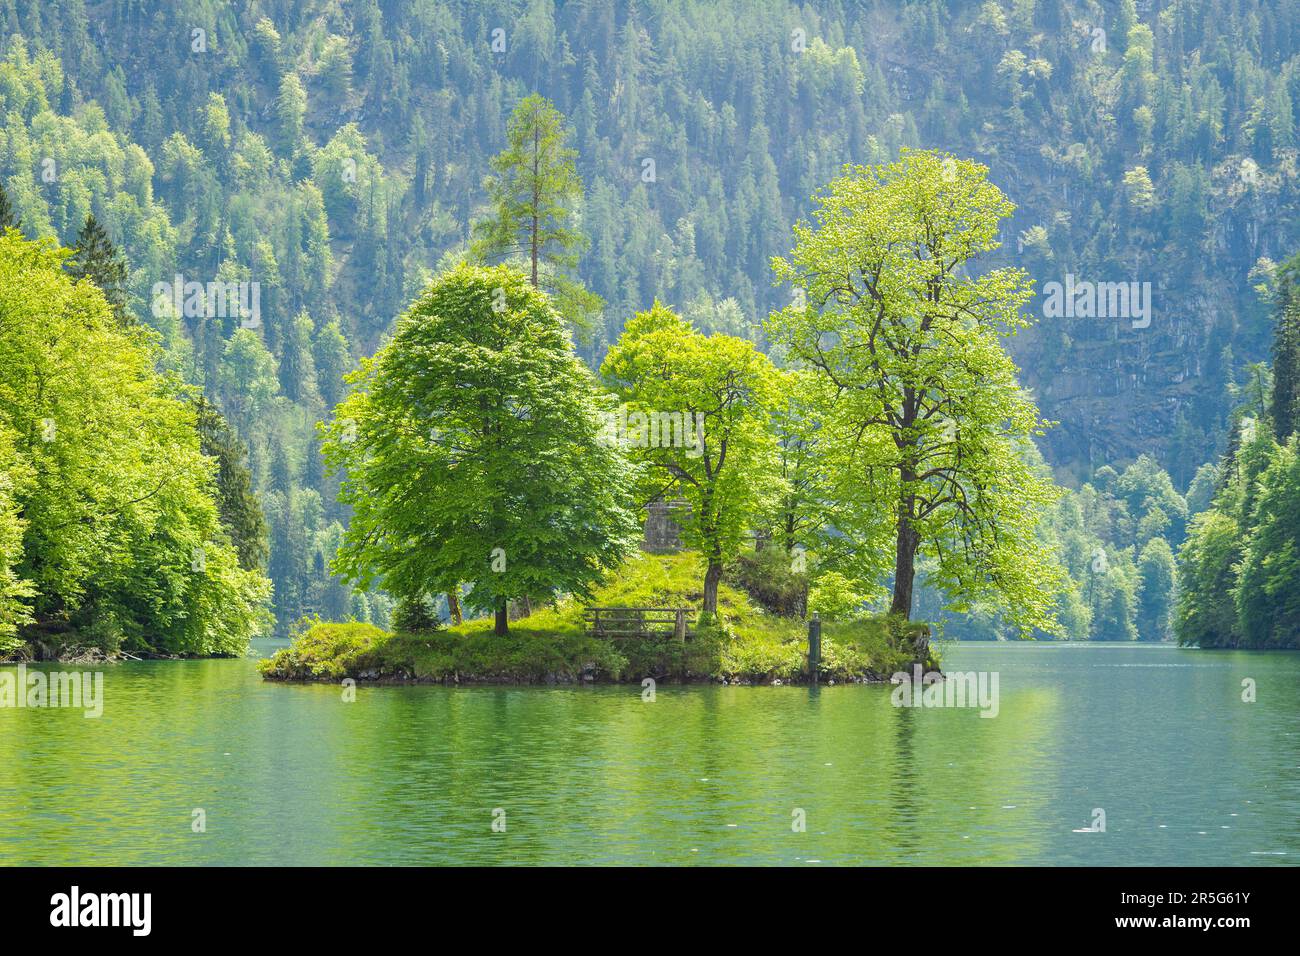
260, 669, 897, 687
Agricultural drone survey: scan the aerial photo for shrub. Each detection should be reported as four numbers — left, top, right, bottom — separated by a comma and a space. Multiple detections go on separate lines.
725, 547, 807, 616
258, 617, 389, 680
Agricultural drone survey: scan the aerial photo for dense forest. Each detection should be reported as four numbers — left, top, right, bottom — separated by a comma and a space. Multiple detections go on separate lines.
1, 0, 1298, 649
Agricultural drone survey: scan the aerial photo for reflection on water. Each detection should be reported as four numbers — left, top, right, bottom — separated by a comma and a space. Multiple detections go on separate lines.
1, 641, 1296, 865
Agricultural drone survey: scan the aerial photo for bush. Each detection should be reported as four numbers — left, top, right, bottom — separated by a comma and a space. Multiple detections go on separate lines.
258, 617, 389, 680
725, 547, 807, 617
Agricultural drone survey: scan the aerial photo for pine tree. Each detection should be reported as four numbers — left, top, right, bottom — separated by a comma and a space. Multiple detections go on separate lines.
67, 214, 131, 326
194, 397, 270, 572
1271, 254, 1300, 442
279, 311, 321, 405
0, 182, 18, 232
471, 94, 603, 334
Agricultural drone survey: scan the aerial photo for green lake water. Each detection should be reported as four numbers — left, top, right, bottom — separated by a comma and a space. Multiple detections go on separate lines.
1, 641, 1297, 865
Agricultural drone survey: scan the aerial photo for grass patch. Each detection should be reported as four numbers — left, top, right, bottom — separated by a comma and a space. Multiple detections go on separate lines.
259, 552, 928, 684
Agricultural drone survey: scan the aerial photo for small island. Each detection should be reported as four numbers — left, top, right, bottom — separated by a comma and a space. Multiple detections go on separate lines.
258, 551, 931, 685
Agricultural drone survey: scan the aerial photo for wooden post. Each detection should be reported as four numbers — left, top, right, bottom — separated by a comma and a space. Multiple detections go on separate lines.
808, 612, 821, 683
674, 609, 687, 642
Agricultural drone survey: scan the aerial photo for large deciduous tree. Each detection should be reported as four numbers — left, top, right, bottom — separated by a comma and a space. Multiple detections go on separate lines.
767, 150, 1063, 636
323, 264, 639, 635
601, 303, 784, 615
1235, 440, 1300, 646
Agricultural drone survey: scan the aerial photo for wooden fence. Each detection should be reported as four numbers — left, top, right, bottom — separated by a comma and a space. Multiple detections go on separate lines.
583, 607, 695, 641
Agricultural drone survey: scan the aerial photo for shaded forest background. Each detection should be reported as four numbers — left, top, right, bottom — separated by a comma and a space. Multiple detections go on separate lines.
1, 0, 1296, 638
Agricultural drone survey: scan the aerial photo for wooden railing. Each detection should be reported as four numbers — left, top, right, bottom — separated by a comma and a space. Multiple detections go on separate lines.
583, 606, 696, 641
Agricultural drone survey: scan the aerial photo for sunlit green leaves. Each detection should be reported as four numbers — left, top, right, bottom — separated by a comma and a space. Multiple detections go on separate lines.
322, 263, 640, 625
768, 149, 1064, 634
0, 231, 271, 655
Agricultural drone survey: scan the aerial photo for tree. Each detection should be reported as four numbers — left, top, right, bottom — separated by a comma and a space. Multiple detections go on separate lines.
1176, 511, 1244, 647
471, 94, 602, 333
771, 368, 831, 559
312, 318, 354, 410
1115, 454, 1188, 546
67, 214, 131, 326
279, 310, 321, 405
0, 182, 18, 233
0, 231, 271, 656
1271, 254, 1300, 442
275, 72, 307, 153
391, 593, 439, 633
1136, 537, 1175, 641
602, 303, 784, 614
323, 264, 640, 635
767, 150, 1064, 637
0, 421, 35, 653
1236, 441, 1300, 647
219, 329, 280, 432
193, 396, 270, 571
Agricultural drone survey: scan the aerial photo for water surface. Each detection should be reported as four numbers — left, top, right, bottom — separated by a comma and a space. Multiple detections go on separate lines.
1, 641, 1296, 865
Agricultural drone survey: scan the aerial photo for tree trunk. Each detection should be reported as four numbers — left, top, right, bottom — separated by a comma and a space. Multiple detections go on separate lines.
703, 557, 723, 615
446, 591, 463, 626
889, 496, 919, 619
530, 127, 540, 287
494, 602, 508, 636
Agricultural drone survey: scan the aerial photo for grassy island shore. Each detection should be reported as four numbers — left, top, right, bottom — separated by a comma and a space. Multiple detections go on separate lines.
258, 553, 930, 685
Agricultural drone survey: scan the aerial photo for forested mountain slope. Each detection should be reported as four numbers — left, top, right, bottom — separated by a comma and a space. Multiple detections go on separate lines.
1, 0, 1295, 631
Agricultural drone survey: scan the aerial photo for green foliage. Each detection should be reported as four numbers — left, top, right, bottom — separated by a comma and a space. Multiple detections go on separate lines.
471, 94, 602, 332
724, 546, 808, 617
807, 571, 868, 622
0, 419, 35, 653
258, 617, 388, 680
1271, 254, 1300, 442
602, 301, 785, 612
0, 181, 18, 232
6, 4, 1299, 649
260, 551, 910, 683
768, 149, 1065, 634
0, 231, 271, 656
1173, 400, 1300, 648
66, 214, 130, 327
1136, 537, 1176, 642
4, 1, 1297, 639
1176, 511, 1245, 647
1114, 455, 1189, 546
323, 263, 640, 632
391, 593, 440, 634
193, 396, 269, 572
1236, 440, 1300, 646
